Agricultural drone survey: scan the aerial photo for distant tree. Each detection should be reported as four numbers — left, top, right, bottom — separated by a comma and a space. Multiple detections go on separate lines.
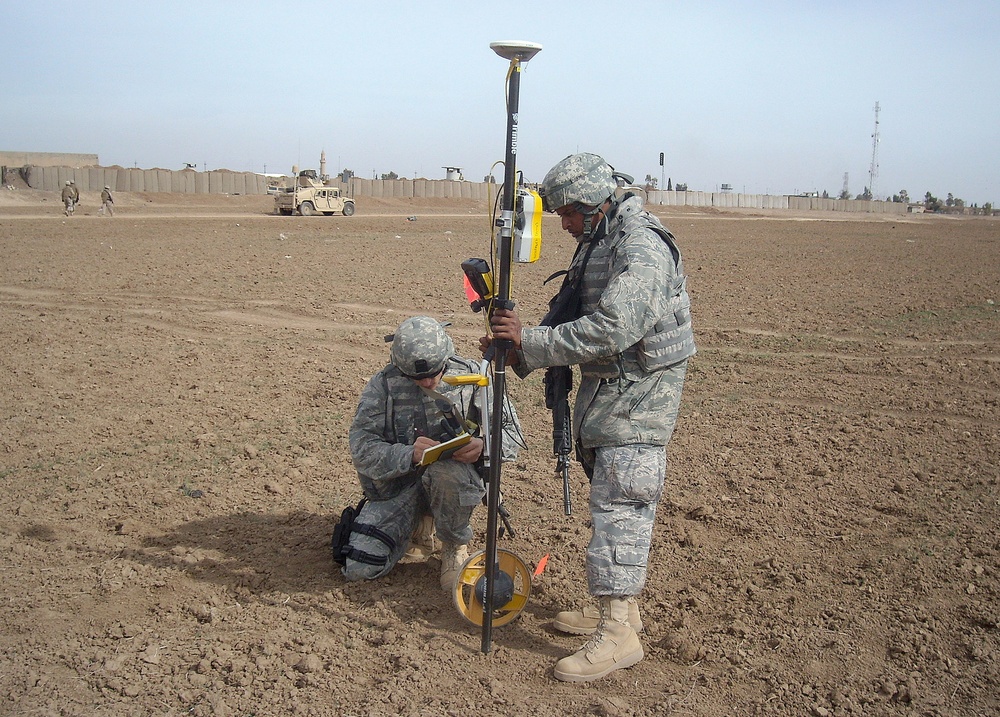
924, 192, 942, 212
839, 187, 851, 200
892, 189, 910, 203
985, 202, 993, 215
676, 182, 688, 192
856, 186, 873, 201
946, 193, 955, 207
643, 174, 658, 189
822, 190, 830, 198
667, 177, 673, 191
380, 171, 399, 180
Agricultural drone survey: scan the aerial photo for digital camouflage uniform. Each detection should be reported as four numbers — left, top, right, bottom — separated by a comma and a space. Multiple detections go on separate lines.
343, 353, 521, 581
516, 169, 695, 598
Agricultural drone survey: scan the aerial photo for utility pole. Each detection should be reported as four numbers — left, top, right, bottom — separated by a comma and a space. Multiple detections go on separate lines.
868, 101, 880, 200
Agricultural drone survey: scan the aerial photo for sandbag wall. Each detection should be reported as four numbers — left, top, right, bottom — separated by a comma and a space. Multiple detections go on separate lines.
24, 166, 269, 195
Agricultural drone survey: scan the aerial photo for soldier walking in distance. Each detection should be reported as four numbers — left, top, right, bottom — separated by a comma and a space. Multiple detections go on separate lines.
484, 153, 696, 682
61, 180, 79, 216
99, 185, 115, 216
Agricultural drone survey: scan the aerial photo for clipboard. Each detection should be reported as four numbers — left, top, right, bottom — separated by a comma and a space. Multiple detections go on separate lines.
418, 433, 473, 467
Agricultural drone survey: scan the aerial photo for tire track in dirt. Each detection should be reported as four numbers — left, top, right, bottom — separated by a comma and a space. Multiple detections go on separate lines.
0, 285, 483, 353
692, 327, 1000, 428
700, 325, 1000, 361
698, 392, 1000, 430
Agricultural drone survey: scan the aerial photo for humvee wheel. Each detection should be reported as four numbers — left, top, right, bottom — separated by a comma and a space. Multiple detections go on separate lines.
342, 202, 356, 217
299, 202, 316, 216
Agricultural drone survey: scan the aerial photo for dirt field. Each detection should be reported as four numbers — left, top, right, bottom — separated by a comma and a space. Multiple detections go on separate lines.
1, 189, 998, 716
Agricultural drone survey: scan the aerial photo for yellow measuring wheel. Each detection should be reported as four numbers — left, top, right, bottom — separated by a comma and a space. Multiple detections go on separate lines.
453, 548, 531, 627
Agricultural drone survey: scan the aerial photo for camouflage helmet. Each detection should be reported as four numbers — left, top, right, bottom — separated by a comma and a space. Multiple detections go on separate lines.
390, 316, 454, 379
538, 152, 617, 212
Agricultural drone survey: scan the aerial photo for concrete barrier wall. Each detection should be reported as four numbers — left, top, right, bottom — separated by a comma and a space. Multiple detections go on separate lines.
17, 164, 907, 214
644, 189, 902, 214
344, 177, 491, 201
23, 165, 268, 195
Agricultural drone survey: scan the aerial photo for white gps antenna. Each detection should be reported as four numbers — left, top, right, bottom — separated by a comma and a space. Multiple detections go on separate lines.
489, 40, 542, 63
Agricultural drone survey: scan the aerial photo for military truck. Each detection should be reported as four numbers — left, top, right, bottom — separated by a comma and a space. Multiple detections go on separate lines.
274, 175, 356, 216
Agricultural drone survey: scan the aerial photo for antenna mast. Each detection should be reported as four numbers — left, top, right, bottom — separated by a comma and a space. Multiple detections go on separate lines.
868, 101, 880, 200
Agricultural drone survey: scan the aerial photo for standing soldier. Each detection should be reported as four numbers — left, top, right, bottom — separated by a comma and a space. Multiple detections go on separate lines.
485, 152, 696, 682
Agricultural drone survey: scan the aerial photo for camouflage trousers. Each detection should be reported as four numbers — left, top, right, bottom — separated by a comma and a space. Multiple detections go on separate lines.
585, 443, 667, 596
341, 459, 485, 581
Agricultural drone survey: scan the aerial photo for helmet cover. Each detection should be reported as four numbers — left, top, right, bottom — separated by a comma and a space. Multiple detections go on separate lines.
390, 316, 454, 379
539, 152, 618, 212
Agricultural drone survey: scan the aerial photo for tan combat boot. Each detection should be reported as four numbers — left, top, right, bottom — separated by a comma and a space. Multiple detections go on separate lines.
553, 596, 643, 635
553, 596, 644, 682
400, 514, 438, 563
439, 542, 468, 591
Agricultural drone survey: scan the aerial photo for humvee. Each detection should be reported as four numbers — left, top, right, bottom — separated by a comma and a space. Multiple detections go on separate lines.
274, 180, 356, 217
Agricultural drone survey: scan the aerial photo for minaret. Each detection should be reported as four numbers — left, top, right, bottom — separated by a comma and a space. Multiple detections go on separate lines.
320, 150, 327, 180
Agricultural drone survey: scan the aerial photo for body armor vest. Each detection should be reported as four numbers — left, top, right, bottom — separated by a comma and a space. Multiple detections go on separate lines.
575, 199, 696, 379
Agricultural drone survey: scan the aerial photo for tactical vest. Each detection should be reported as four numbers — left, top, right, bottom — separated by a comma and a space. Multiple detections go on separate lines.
576, 200, 696, 379
381, 357, 481, 445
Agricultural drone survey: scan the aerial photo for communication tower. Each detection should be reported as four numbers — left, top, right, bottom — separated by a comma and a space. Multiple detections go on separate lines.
868, 102, 880, 200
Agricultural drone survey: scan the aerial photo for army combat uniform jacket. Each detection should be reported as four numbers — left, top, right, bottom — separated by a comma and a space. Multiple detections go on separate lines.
515, 193, 695, 451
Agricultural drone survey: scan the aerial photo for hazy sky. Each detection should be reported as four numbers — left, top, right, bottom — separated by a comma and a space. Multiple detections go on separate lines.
5, 1, 997, 204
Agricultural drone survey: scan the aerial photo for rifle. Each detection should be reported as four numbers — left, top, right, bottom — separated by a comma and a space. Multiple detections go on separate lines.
544, 365, 573, 515
538, 235, 598, 516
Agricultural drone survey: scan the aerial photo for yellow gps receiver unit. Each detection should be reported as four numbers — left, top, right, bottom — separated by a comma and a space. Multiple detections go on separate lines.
514, 187, 542, 263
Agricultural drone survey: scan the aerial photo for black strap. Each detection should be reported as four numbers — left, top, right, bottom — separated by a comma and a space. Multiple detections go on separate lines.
344, 547, 389, 566
352, 521, 396, 552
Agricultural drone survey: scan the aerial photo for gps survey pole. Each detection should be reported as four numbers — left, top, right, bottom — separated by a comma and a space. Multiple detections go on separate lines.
481, 40, 541, 654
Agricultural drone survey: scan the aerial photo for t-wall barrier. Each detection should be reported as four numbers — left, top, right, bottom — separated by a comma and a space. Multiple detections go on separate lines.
17, 164, 908, 214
